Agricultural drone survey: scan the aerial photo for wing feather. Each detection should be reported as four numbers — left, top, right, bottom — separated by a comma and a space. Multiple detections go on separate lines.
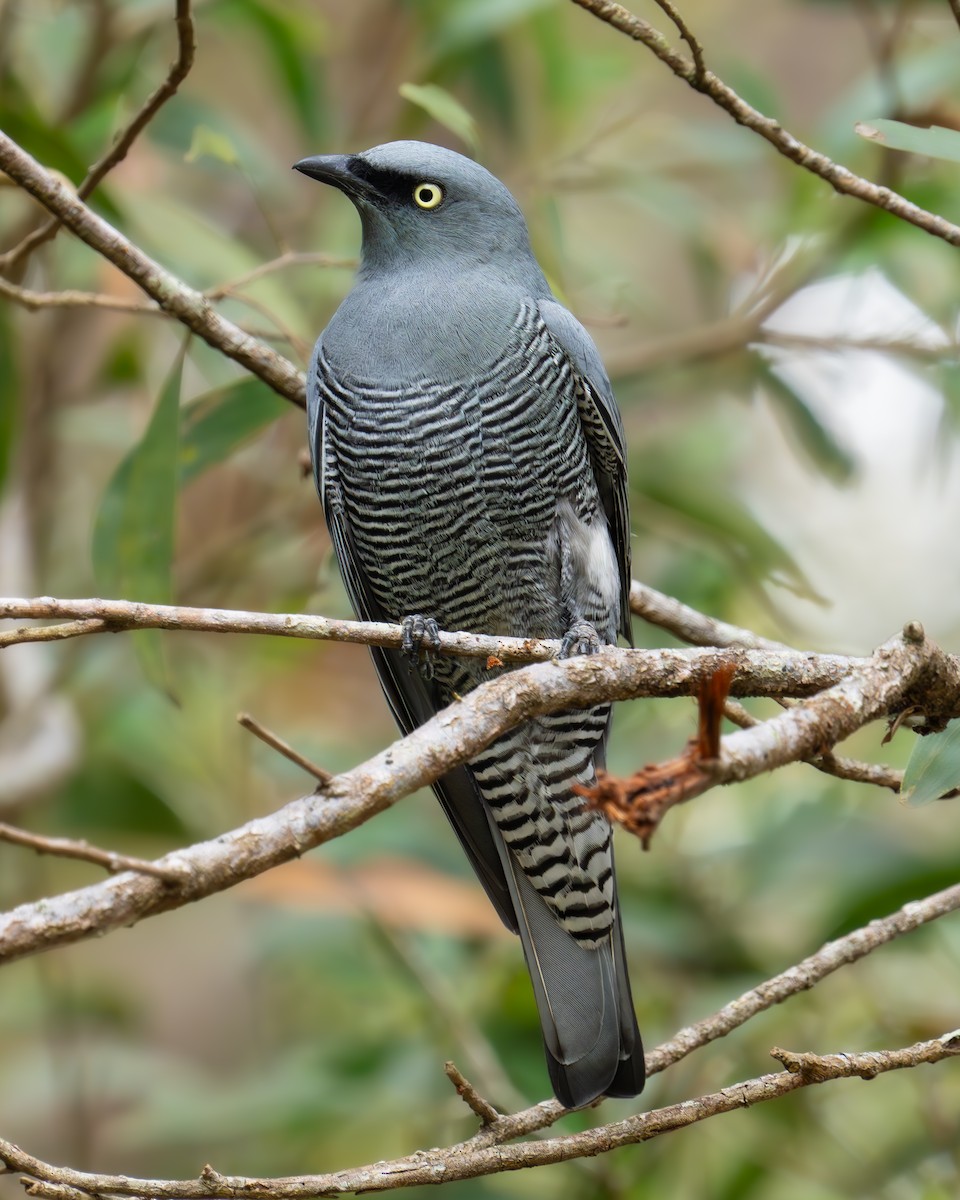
538, 299, 632, 644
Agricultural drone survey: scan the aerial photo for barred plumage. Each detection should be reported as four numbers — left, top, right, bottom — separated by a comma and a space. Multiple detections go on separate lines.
296, 140, 645, 1107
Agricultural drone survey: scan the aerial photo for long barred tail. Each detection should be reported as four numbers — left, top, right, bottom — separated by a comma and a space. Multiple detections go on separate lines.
469, 705, 645, 1106
470, 705, 616, 944
491, 810, 644, 1108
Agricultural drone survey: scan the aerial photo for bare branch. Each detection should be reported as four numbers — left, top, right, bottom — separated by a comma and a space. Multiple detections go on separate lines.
757, 328, 960, 363
570, 0, 960, 247
770, 1033, 960, 1080
0, 0, 196, 273
651, 0, 705, 82
647, 882, 960, 1074
0, 618, 108, 649
950, 0, 960, 34
422, 879, 960, 1147
0, 136, 306, 407
0, 275, 163, 317
0, 822, 183, 883
808, 750, 903, 792
0, 625, 947, 965
722, 698, 904, 792
204, 251, 356, 299
1, 1032, 956, 1195
443, 1062, 501, 1125
0, 595, 561, 662
237, 712, 332, 784
630, 581, 789, 650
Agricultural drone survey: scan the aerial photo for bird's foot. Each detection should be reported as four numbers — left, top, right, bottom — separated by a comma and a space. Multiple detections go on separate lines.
401, 614, 441, 678
560, 620, 603, 659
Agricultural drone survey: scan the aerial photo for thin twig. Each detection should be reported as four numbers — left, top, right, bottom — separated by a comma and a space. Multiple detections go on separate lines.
237, 712, 332, 784
758, 328, 958, 362
0, 618, 107, 648
443, 1062, 502, 1125
651, 0, 704, 81
808, 751, 903, 792
203, 251, 356, 299
570, 0, 960, 248
770, 1032, 960, 1080
0, 0, 196, 273
0, 276, 164, 317
722, 698, 903, 792
948, 0, 960, 34
0, 822, 184, 883
645, 884, 960, 1075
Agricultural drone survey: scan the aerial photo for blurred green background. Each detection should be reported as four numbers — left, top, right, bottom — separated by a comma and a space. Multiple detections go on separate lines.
1, 1, 960, 1196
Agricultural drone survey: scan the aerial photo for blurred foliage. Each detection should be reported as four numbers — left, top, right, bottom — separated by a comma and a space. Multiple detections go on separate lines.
902, 720, 960, 808
1, 0, 960, 1197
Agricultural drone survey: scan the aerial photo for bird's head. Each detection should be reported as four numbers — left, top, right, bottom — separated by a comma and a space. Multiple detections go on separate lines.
293, 141, 538, 279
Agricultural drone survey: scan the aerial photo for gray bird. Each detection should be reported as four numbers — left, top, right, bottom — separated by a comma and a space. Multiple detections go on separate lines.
294, 141, 644, 1107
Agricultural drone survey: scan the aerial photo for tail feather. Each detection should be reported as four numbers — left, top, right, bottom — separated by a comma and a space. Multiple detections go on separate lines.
501, 827, 645, 1108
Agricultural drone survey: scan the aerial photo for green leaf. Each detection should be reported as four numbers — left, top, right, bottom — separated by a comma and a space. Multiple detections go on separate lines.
901, 720, 960, 808
855, 118, 960, 165
185, 123, 239, 167
398, 83, 480, 155
178, 377, 290, 486
92, 349, 184, 687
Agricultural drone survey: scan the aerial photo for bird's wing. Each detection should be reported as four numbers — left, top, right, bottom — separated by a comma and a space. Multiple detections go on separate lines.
309, 348, 517, 932
538, 299, 632, 644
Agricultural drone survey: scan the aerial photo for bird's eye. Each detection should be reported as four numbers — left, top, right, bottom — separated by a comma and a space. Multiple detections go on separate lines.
413, 182, 444, 210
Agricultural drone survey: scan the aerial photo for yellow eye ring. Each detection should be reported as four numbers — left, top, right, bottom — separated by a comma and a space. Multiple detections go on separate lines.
413, 182, 444, 210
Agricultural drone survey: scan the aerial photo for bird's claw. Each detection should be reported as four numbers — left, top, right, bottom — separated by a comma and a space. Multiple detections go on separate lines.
402, 614, 441, 678
560, 620, 603, 659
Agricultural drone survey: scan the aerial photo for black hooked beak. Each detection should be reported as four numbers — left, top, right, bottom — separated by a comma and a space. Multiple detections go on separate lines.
292, 155, 377, 202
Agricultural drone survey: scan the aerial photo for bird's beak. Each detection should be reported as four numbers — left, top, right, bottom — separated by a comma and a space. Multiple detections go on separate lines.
292, 155, 376, 202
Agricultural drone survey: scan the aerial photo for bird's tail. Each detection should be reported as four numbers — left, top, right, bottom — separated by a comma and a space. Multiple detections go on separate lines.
502, 838, 645, 1108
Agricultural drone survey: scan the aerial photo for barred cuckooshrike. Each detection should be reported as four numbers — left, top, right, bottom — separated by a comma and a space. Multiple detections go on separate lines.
294, 141, 643, 1107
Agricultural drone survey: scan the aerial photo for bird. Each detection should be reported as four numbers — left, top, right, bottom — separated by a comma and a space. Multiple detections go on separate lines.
294, 141, 644, 1108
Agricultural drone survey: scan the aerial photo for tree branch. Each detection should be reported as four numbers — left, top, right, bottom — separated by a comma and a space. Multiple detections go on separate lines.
0, 275, 163, 317
571, 0, 960, 247
0, 624, 950, 965
629, 582, 788, 649
0, 136, 306, 406
1, 1032, 956, 1195
646, 881, 960, 1073
1, 592, 795, 659
0, 822, 184, 882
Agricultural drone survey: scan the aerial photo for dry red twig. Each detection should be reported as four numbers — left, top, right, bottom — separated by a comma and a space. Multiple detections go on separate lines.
578, 663, 737, 847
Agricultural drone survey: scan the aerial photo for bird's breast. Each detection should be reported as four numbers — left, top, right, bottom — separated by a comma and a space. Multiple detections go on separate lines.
317, 302, 603, 639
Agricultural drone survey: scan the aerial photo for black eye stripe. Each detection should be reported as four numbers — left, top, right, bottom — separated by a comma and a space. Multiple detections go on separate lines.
348, 159, 446, 208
